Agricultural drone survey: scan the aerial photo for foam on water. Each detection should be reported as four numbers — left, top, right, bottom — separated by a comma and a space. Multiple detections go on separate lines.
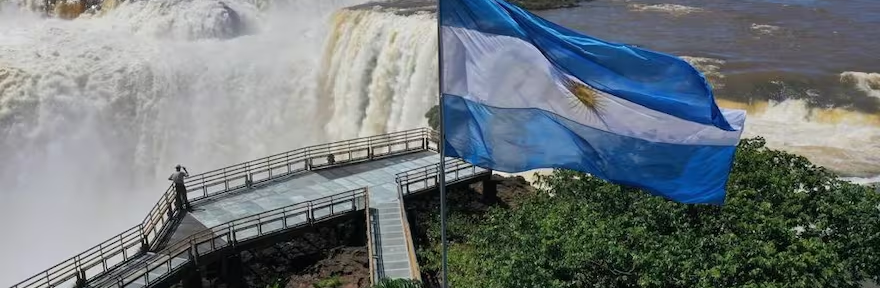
628, 3, 704, 15
717, 98, 880, 177
750, 23, 781, 35
680, 56, 726, 89
840, 71, 880, 99
683, 55, 880, 179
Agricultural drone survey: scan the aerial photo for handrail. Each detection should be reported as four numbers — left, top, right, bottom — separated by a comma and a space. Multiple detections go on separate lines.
182, 127, 432, 204
368, 198, 386, 282
390, 158, 489, 281
365, 194, 377, 286
397, 182, 422, 281
93, 188, 370, 288
394, 158, 490, 196
141, 185, 180, 249
10, 127, 435, 288
425, 130, 440, 152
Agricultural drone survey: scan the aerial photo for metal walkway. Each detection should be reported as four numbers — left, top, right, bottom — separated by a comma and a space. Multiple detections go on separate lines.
10, 128, 491, 288
89, 188, 371, 288
369, 158, 491, 282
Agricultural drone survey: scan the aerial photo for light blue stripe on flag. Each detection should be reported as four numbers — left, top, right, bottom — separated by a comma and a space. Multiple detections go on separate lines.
439, 0, 746, 204
441, 0, 735, 130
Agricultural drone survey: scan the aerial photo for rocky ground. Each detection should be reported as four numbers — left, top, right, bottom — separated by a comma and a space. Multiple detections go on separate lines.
181, 216, 370, 288
239, 221, 370, 288
283, 247, 370, 288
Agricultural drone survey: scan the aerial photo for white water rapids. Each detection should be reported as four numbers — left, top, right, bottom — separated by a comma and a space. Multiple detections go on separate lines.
0, 0, 437, 284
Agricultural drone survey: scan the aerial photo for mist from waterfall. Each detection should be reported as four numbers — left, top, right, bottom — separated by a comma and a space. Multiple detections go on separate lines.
0, 0, 437, 284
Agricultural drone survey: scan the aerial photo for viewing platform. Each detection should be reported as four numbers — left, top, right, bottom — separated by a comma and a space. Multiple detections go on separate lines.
10, 128, 492, 288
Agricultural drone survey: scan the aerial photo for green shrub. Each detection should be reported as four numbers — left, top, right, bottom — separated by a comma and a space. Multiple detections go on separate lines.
419, 137, 880, 288
265, 279, 283, 288
314, 276, 343, 288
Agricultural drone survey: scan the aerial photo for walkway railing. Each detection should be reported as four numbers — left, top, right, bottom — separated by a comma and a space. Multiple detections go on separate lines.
387, 156, 490, 281
10, 128, 433, 288
426, 130, 440, 152
396, 179, 422, 281
395, 159, 491, 196
143, 185, 183, 250
92, 188, 369, 288
365, 198, 378, 286
182, 127, 433, 204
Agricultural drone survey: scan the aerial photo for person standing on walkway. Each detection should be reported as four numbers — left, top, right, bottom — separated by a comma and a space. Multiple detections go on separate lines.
168, 165, 191, 211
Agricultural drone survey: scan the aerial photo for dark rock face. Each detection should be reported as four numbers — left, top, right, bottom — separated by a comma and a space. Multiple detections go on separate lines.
347, 0, 437, 15
346, 0, 584, 16
285, 247, 370, 288
186, 216, 369, 288
218, 1, 243, 38
241, 221, 368, 288
481, 174, 535, 208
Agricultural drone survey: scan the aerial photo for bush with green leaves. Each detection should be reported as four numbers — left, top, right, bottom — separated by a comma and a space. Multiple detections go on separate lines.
265, 279, 283, 288
418, 137, 880, 288
425, 105, 440, 131
314, 276, 343, 288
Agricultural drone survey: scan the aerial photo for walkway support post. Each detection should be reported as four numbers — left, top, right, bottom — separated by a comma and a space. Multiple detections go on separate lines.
182, 265, 203, 288
219, 252, 245, 288
140, 232, 150, 254
184, 246, 204, 288
482, 175, 497, 203
74, 269, 86, 288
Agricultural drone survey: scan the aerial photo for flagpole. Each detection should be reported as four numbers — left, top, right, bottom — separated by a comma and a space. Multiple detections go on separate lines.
436, 0, 449, 287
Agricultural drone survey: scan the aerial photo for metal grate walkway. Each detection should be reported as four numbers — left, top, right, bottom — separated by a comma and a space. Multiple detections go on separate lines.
10, 128, 491, 288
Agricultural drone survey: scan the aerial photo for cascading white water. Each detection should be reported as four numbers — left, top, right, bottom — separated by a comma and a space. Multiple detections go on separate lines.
319, 8, 438, 140
0, 0, 439, 284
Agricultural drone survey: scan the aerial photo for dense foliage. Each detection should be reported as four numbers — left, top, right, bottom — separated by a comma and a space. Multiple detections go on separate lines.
425, 105, 440, 130
417, 137, 880, 287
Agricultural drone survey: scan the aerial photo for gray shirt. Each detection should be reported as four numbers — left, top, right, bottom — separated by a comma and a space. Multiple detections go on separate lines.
169, 171, 189, 184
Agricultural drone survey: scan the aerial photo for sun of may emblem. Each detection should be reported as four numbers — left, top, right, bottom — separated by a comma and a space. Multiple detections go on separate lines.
562, 77, 604, 117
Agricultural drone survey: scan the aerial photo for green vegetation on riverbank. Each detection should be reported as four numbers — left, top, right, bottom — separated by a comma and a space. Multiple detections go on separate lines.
417, 108, 880, 287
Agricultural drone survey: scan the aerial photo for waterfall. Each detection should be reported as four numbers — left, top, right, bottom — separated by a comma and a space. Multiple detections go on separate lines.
0, 0, 438, 284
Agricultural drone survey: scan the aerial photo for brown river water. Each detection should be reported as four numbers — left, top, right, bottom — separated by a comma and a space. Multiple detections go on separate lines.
537, 0, 880, 181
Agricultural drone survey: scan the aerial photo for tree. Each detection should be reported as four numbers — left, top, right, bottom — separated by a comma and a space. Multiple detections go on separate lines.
419, 137, 880, 288
425, 105, 440, 130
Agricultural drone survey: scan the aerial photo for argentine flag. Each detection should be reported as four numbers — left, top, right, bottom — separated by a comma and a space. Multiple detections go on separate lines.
439, 0, 746, 204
